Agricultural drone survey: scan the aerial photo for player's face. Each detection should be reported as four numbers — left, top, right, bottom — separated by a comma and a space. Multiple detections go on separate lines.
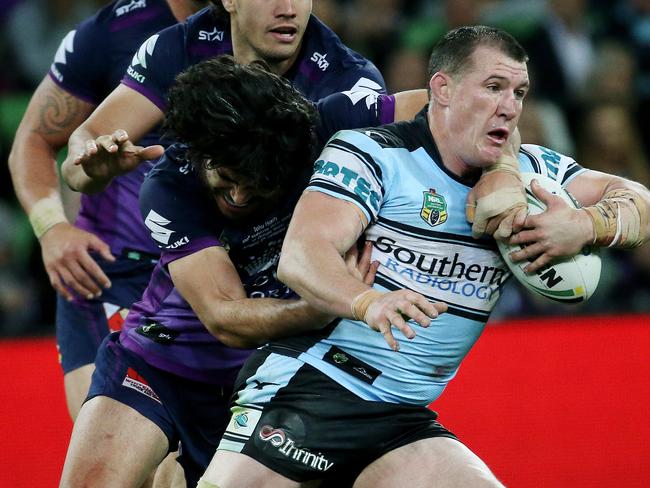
443, 45, 529, 171
225, 0, 312, 73
204, 167, 281, 220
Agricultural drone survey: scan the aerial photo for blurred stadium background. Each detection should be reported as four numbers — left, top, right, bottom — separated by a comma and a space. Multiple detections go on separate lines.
1, 0, 649, 486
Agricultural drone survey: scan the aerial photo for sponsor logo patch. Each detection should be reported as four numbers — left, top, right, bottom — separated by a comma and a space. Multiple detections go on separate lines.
258, 425, 334, 472
224, 407, 262, 439
323, 346, 381, 384
310, 51, 329, 71
198, 28, 224, 41
103, 303, 129, 332
116, 0, 147, 17
122, 367, 161, 403
144, 209, 174, 245
135, 321, 179, 344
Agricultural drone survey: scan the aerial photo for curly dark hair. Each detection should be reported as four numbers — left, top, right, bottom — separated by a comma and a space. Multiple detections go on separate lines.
165, 55, 318, 192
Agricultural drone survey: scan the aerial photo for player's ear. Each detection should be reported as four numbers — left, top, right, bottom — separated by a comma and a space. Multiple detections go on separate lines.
429, 72, 451, 107
221, 0, 235, 13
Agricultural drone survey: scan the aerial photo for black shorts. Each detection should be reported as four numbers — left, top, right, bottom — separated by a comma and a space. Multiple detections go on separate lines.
218, 350, 457, 484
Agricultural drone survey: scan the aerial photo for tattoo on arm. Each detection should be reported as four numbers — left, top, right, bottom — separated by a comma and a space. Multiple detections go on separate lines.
36, 88, 87, 136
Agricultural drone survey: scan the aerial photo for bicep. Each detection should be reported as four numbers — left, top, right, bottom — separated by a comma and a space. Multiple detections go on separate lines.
284, 191, 368, 255
169, 246, 246, 319
567, 170, 635, 206
14, 76, 95, 150
78, 84, 163, 144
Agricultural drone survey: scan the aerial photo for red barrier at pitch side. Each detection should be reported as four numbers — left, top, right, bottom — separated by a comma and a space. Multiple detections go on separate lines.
1, 315, 649, 487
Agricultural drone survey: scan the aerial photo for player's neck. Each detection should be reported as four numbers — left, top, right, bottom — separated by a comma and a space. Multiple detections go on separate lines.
167, 0, 207, 22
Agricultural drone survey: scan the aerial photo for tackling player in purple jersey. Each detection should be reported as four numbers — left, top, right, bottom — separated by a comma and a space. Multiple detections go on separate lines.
61, 0, 387, 194
8, 0, 207, 423
59, 55, 403, 488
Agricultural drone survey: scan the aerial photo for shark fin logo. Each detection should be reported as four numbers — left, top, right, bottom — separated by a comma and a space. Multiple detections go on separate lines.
420, 189, 448, 227
131, 34, 159, 69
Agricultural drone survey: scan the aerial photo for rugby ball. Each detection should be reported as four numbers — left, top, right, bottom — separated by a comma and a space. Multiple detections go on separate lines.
496, 173, 601, 303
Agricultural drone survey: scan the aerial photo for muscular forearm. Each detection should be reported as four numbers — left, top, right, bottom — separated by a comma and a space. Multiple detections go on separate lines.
278, 238, 370, 320
585, 178, 650, 248
61, 125, 112, 193
201, 297, 333, 348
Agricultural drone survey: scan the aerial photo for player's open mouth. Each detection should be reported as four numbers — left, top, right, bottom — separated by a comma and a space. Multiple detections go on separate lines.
270, 25, 298, 42
487, 128, 509, 145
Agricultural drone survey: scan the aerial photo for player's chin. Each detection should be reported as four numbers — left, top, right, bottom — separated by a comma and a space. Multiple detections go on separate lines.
217, 200, 258, 220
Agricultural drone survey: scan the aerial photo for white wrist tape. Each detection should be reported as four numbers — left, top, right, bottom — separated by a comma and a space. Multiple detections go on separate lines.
583, 189, 648, 248
28, 197, 67, 239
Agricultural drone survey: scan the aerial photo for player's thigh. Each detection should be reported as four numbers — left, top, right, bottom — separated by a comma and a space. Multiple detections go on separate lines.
353, 437, 503, 488
60, 395, 169, 488
202, 450, 320, 488
63, 363, 95, 420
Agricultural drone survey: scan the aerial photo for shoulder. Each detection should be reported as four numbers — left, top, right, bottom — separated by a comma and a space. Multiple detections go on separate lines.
301, 16, 386, 91
142, 145, 202, 202
519, 144, 585, 186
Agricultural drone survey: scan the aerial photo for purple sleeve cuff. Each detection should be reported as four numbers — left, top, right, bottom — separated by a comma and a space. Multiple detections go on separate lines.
380, 94, 396, 125
159, 236, 223, 267
120, 78, 167, 112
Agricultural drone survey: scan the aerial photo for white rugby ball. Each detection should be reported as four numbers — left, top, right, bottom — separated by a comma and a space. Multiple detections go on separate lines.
496, 173, 601, 303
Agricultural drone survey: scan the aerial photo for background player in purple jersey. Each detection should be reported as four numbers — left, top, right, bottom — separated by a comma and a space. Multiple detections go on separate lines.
8, 1, 208, 487
59, 55, 395, 488
60, 0, 387, 194
8, 0, 207, 421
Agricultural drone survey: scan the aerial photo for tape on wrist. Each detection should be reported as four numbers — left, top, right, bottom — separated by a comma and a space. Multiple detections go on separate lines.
583, 189, 648, 248
482, 155, 521, 179
351, 289, 385, 322
28, 197, 67, 239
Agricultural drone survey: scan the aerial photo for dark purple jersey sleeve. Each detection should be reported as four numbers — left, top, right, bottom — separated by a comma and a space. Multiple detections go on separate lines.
139, 146, 224, 266
315, 92, 396, 145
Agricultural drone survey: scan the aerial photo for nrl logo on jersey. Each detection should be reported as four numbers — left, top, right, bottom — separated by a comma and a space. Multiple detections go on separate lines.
116, 0, 147, 17
198, 28, 224, 42
420, 189, 448, 227
310, 51, 329, 71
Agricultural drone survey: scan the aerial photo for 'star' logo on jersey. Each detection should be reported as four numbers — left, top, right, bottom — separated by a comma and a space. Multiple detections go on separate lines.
144, 209, 174, 245
131, 34, 158, 70
116, 0, 147, 17
198, 28, 224, 41
310, 51, 330, 71
342, 77, 383, 109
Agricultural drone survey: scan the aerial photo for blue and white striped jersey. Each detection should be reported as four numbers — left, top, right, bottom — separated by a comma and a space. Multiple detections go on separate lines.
266, 111, 586, 406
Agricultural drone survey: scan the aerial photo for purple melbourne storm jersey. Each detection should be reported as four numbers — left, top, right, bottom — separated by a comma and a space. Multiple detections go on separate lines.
119, 91, 397, 383
48, 0, 178, 257
121, 7, 387, 109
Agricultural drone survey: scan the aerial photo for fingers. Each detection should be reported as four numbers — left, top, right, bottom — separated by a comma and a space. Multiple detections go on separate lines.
90, 235, 116, 263
138, 144, 165, 161
366, 291, 447, 351
46, 268, 74, 302
363, 260, 379, 286
465, 189, 476, 223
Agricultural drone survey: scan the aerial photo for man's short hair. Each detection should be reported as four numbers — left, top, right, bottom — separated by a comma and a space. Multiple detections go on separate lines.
427, 25, 528, 79
165, 55, 318, 193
